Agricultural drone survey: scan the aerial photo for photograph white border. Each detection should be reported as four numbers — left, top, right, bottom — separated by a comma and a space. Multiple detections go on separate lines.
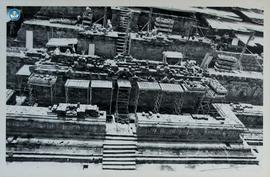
0, 0, 269, 177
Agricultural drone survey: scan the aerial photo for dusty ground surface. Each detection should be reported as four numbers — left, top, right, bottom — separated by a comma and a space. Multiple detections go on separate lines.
2, 160, 263, 177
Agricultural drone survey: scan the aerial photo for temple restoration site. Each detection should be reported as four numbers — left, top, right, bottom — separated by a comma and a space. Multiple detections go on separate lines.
6, 6, 263, 172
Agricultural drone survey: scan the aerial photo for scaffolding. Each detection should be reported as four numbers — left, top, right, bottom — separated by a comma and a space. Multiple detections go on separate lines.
196, 81, 227, 115
153, 93, 162, 113
174, 92, 184, 115
238, 32, 255, 71
181, 81, 207, 113
123, 12, 133, 55
196, 90, 212, 115
16, 65, 32, 95
28, 74, 57, 106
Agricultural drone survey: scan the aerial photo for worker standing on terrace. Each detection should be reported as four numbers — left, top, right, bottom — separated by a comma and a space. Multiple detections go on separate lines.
107, 19, 113, 31
54, 47, 60, 55
75, 15, 82, 26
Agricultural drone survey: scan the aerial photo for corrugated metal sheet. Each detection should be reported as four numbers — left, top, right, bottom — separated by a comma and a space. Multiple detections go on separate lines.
155, 7, 241, 21
241, 10, 263, 20
91, 80, 112, 88
117, 80, 131, 88
137, 82, 161, 91
16, 65, 32, 76
235, 33, 263, 47
65, 79, 90, 89
241, 22, 263, 32
206, 18, 248, 32
206, 18, 263, 33
159, 83, 184, 93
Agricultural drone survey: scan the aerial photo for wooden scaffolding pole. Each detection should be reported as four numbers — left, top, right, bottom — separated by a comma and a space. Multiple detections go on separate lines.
103, 7, 108, 27
147, 8, 153, 32
238, 31, 255, 71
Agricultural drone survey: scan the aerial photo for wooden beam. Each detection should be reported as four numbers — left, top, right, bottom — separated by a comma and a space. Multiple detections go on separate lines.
103, 7, 107, 27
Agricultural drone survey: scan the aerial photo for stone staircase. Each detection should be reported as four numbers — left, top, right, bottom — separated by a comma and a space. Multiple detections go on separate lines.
116, 32, 131, 55
136, 141, 259, 165
102, 133, 137, 170
116, 32, 127, 54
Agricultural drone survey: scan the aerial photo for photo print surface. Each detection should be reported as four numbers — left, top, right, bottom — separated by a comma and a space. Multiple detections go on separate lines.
5, 6, 263, 173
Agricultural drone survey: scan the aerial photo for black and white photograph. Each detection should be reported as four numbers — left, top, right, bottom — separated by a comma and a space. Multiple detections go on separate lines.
3, 4, 266, 176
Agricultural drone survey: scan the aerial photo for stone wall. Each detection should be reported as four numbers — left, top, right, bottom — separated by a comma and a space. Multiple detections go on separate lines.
136, 142, 257, 164
236, 114, 263, 128
214, 75, 263, 105
214, 51, 263, 72
209, 51, 263, 105
35, 7, 105, 21
77, 33, 117, 58
130, 38, 213, 63
16, 23, 117, 58
137, 125, 243, 143
6, 141, 103, 163
7, 118, 106, 140
17, 23, 78, 48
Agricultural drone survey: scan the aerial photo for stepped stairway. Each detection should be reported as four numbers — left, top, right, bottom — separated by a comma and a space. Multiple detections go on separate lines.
136, 141, 258, 165
102, 124, 137, 170
242, 128, 263, 146
116, 32, 129, 55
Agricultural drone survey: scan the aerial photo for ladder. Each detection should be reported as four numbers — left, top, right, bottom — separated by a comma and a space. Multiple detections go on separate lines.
116, 10, 132, 55
196, 92, 212, 115
238, 32, 255, 71
200, 52, 214, 70
153, 92, 163, 113
28, 85, 34, 106
116, 87, 131, 123
174, 92, 184, 114
122, 12, 132, 55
